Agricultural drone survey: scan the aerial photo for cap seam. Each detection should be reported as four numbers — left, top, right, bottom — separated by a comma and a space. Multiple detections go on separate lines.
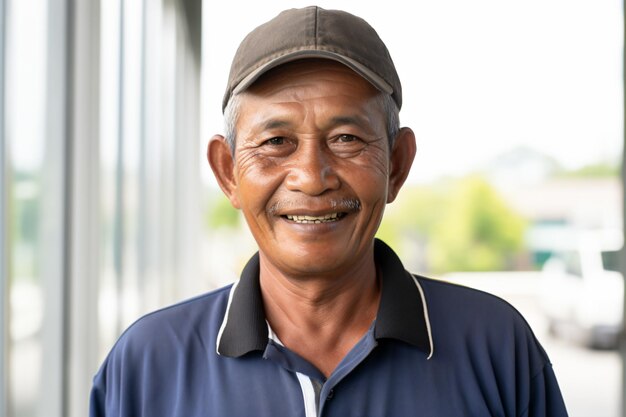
314, 7, 319, 48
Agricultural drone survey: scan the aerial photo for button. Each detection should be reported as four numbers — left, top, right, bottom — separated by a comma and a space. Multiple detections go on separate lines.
327, 389, 334, 400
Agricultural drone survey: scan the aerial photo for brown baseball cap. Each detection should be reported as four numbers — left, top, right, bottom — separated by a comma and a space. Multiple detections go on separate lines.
222, 6, 402, 112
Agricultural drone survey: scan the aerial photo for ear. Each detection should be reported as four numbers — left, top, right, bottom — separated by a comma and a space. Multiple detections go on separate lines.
387, 127, 416, 204
207, 135, 241, 209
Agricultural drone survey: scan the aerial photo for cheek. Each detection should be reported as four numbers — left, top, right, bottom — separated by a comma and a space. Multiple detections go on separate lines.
234, 153, 285, 215
356, 139, 390, 176
347, 150, 390, 200
368, 152, 390, 179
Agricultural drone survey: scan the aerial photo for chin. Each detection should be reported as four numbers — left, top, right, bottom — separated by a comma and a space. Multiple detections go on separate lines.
282, 258, 345, 277
265, 240, 365, 277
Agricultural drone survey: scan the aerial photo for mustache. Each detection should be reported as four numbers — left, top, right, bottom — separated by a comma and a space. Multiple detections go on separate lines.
267, 198, 362, 216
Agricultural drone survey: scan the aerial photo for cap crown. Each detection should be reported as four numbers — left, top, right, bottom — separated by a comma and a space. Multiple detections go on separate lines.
223, 6, 402, 111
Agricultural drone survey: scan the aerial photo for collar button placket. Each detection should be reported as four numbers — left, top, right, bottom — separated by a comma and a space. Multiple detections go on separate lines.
326, 389, 334, 400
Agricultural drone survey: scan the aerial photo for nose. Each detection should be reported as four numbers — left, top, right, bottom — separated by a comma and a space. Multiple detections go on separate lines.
284, 142, 340, 195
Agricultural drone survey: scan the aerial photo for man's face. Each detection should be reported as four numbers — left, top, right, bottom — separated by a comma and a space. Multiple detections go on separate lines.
220, 60, 403, 277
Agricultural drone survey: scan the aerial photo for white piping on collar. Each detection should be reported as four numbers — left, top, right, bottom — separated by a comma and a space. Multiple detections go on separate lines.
215, 278, 241, 356
411, 275, 434, 360
266, 321, 284, 346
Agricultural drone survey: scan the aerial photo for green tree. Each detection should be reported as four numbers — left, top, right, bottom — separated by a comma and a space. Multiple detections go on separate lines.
377, 183, 449, 247
428, 176, 526, 272
205, 193, 240, 229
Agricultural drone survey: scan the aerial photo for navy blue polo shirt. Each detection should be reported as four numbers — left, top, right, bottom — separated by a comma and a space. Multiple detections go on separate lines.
90, 239, 568, 417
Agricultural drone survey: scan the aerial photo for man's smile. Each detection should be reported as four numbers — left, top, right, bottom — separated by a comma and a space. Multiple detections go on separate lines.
283, 212, 346, 224
271, 198, 361, 226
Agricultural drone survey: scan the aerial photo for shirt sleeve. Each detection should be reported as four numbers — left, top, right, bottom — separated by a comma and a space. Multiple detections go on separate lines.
520, 362, 569, 417
89, 370, 107, 417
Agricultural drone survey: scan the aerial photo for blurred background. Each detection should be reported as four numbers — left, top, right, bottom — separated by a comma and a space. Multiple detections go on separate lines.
0, 0, 623, 416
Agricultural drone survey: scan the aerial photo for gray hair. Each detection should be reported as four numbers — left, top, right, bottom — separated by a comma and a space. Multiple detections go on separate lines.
223, 93, 242, 153
223, 92, 400, 154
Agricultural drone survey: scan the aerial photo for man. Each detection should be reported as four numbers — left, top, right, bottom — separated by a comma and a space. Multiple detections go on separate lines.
90, 6, 568, 417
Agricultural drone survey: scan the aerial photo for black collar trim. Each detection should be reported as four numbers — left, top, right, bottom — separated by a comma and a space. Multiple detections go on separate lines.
216, 239, 433, 358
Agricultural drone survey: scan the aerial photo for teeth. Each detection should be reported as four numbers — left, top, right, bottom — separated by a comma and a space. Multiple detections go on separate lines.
285, 213, 341, 223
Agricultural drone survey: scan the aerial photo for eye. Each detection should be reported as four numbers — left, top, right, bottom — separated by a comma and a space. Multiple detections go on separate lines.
256, 136, 295, 157
264, 137, 285, 146
338, 134, 358, 142
331, 134, 364, 147
329, 134, 367, 157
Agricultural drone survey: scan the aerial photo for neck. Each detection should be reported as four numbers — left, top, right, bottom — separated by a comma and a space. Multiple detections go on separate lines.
259, 249, 381, 377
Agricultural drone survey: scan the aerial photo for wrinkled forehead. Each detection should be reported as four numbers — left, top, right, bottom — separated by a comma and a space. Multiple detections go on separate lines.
234, 60, 386, 127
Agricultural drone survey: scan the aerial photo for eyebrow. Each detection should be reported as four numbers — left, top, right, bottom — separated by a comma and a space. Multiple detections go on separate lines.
261, 119, 292, 130
327, 115, 370, 130
255, 114, 374, 133
325, 115, 380, 136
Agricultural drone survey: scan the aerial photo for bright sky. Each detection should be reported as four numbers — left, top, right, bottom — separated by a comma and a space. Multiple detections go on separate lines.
201, 0, 623, 184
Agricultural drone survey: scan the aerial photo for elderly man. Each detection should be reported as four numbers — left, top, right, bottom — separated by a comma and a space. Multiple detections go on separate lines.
90, 6, 568, 417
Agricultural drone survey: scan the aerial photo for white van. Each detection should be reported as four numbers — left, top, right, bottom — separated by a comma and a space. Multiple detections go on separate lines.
540, 230, 623, 348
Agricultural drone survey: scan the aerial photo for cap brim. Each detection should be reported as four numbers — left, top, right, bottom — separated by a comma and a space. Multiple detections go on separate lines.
231, 49, 394, 97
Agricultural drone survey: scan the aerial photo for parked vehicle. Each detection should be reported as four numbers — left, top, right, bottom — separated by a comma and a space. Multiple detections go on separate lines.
540, 230, 623, 349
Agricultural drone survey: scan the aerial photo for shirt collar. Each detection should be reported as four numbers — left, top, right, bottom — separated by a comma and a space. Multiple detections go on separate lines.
216, 239, 433, 358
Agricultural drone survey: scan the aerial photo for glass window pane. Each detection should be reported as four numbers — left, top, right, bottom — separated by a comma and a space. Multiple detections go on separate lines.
6, 0, 48, 416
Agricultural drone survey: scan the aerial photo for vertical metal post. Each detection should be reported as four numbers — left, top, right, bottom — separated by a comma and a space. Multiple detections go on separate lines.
621, 1, 626, 415
41, 0, 69, 416
65, 0, 101, 416
138, 0, 148, 314
113, 0, 125, 336
172, 0, 201, 300
0, 0, 8, 414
